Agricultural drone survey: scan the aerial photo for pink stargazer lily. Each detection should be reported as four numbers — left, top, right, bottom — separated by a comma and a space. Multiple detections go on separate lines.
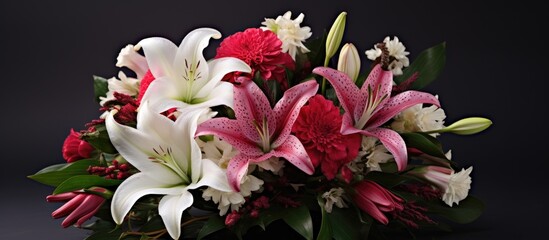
197, 80, 318, 191
313, 65, 440, 171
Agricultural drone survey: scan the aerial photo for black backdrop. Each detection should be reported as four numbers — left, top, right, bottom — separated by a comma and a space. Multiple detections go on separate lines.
1, 0, 547, 239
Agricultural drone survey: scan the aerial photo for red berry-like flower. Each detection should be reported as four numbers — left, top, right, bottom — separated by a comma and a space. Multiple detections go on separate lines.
215, 28, 295, 88
62, 129, 94, 163
292, 95, 361, 179
136, 70, 155, 104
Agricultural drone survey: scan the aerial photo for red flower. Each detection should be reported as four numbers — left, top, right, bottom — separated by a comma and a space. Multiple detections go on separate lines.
215, 28, 295, 88
136, 70, 155, 104
353, 180, 404, 225
46, 187, 109, 228
62, 129, 94, 163
292, 95, 361, 179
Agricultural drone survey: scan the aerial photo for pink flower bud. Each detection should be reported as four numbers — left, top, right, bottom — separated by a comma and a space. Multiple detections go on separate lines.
353, 180, 404, 225
62, 129, 94, 163
47, 188, 108, 228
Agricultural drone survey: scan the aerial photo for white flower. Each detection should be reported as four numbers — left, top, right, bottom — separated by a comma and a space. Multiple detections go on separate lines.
99, 71, 140, 106
198, 136, 239, 169
202, 175, 263, 215
349, 136, 394, 172
419, 166, 473, 207
321, 187, 348, 213
137, 28, 251, 114
106, 103, 231, 240
391, 102, 446, 137
257, 157, 285, 175
261, 11, 312, 60
442, 167, 473, 207
116, 44, 149, 79
365, 36, 410, 75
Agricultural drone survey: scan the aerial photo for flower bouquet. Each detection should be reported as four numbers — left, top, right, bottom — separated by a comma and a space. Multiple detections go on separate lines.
30, 11, 492, 240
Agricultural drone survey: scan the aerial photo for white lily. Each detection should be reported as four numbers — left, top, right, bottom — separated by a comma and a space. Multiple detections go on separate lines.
106, 102, 231, 240
137, 28, 251, 113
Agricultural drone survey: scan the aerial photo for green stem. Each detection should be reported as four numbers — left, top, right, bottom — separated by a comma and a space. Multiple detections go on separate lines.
321, 58, 330, 95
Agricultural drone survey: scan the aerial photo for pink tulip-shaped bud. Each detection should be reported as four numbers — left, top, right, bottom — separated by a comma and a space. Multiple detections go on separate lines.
46, 187, 110, 228
353, 180, 404, 224
62, 129, 94, 163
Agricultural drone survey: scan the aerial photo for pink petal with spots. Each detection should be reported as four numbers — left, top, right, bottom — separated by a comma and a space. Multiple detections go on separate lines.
226, 154, 252, 192
272, 135, 314, 175
341, 113, 362, 135
313, 67, 360, 118
367, 91, 441, 128
355, 65, 394, 121
271, 80, 318, 148
196, 118, 263, 156
362, 128, 408, 171
233, 81, 275, 143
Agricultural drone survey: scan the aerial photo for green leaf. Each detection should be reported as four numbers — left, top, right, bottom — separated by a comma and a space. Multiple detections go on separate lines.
365, 171, 414, 188
425, 195, 484, 224
305, 31, 328, 68
197, 215, 225, 240
395, 42, 446, 89
138, 215, 165, 232
82, 124, 117, 154
282, 205, 313, 240
53, 175, 122, 194
83, 219, 116, 232
329, 207, 367, 240
93, 75, 109, 103
28, 159, 100, 186
85, 228, 123, 240
316, 198, 333, 240
400, 132, 447, 159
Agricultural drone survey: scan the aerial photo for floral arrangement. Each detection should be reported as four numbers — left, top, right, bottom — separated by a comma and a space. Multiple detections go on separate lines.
30, 11, 492, 240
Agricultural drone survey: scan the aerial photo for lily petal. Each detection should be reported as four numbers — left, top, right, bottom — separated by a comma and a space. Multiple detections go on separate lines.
226, 154, 252, 192
111, 173, 186, 224
136, 37, 178, 80
363, 128, 408, 171
196, 118, 263, 156
272, 135, 314, 175
158, 191, 194, 240
194, 159, 232, 192
140, 77, 187, 113
367, 91, 440, 128
106, 113, 180, 184
312, 67, 360, 118
194, 57, 251, 99
271, 80, 318, 148
195, 81, 235, 110
172, 108, 207, 182
233, 80, 275, 143
355, 65, 393, 121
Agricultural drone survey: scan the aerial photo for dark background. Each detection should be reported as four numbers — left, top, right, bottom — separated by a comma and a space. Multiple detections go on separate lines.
1, 0, 546, 239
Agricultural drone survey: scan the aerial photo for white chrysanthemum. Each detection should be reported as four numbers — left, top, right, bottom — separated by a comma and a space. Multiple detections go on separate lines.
261, 11, 312, 60
116, 44, 149, 79
99, 71, 140, 106
348, 136, 394, 172
322, 187, 348, 213
391, 102, 446, 137
257, 156, 285, 175
202, 175, 264, 215
365, 36, 410, 75
442, 167, 473, 207
198, 136, 239, 169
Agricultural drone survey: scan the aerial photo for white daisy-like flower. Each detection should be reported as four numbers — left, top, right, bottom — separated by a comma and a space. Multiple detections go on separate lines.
99, 71, 140, 106
321, 187, 348, 213
391, 101, 446, 137
198, 136, 239, 169
202, 175, 264, 215
116, 44, 149, 79
365, 36, 410, 75
348, 136, 394, 173
261, 11, 312, 60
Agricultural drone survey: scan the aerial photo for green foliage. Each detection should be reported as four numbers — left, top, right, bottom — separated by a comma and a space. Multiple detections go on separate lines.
394, 42, 446, 89
28, 159, 100, 186
53, 175, 122, 194
305, 31, 328, 69
197, 215, 225, 240
82, 124, 117, 154
425, 196, 484, 224
282, 205, 313, 240
401, 132, 448, 160
93, 75, 109, 103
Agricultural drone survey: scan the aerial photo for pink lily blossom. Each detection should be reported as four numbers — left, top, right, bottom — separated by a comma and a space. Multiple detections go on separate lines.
313, 65, 440, 171
353, 180, 404, 224
197, 80, 318, 191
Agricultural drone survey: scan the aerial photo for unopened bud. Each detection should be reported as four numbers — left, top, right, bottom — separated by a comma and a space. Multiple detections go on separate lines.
438, 117, 492, 135
325, 12, 347, 62
337, 43, 361, 82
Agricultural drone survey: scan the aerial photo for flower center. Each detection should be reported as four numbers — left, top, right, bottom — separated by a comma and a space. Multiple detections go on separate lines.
252, 116, 271, 153
181, 59, 203, 103
356, 84, 388, 130
149, 145, 191, 184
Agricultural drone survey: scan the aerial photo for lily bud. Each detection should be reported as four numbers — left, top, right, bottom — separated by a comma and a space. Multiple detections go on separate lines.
337, 43, 361, 82
438, 117, 492, 135
325, 12, 347, 62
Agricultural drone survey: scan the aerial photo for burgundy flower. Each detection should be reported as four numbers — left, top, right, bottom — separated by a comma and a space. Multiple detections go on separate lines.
353, 180, 404, 225
215, 28, 295, 88
136, 69, 155, 104
62, 129, 94, 163
292, 95, 361, 180
46, 187, 109, 228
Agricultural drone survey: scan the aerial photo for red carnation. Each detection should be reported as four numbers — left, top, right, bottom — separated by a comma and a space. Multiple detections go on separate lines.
292, 95, 361, 179
215, 28, 295, 89
136, 70, 155, 104
62, 129, 94, 163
